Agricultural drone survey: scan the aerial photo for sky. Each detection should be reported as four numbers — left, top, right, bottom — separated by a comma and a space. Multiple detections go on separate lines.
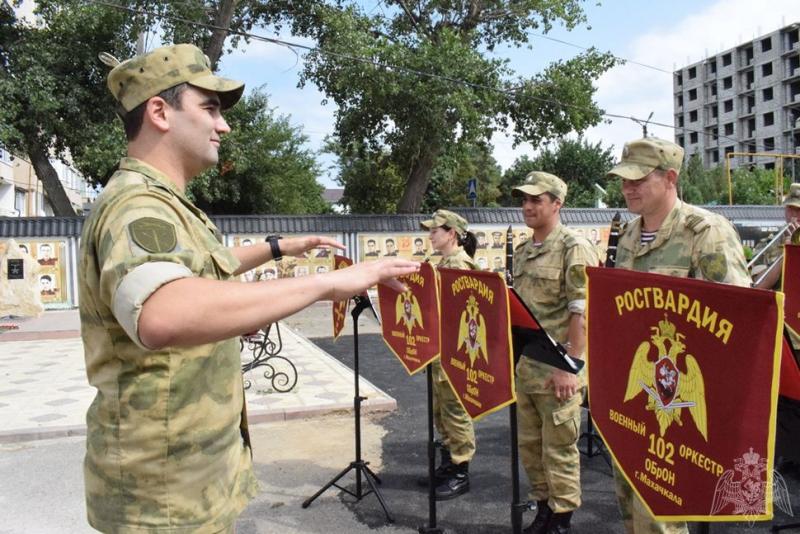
218, 0, 800, 189
15, 0, 800, 189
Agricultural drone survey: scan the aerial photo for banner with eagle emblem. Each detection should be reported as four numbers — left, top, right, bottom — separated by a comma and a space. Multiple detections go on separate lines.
586, 267, 784, 521
332, 255, 353, 340
377, 261, 440, 374
438, 267, 515, 420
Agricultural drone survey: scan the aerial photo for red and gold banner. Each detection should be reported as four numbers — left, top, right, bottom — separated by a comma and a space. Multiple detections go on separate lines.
438, 268, 515, 420
332, 255, 352, 340
780, 244, 800, 401
782, 244, 800, 341
586, 267, 783, 521
377, 262, 440, 374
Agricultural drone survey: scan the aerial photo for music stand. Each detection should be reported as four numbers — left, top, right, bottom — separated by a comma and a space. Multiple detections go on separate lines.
302, 294, 394, 523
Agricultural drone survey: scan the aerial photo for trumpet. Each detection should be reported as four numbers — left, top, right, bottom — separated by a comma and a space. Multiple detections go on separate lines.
749, 219, 800, 287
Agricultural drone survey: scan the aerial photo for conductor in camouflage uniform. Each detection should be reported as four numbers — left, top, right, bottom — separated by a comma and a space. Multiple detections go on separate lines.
512, 173, 598, 534
79, 43, 418, 533
420, 209, 480, 500
607, 137, 751, 534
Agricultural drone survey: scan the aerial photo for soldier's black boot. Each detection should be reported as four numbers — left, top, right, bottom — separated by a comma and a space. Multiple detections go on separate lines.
522, 500, 552, 534
546, 511, 573, 534
417, 446, 453, 487
434, 461, 470, 500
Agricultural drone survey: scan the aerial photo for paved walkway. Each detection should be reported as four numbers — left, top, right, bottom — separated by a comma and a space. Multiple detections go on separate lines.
0, 310, 395, 443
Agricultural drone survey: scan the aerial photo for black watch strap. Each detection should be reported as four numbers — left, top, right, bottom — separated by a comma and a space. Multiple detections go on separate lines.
265, 235, 282, 261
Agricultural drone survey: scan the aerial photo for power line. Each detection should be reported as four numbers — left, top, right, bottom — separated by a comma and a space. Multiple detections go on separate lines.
529, 31, 674, 75
87, 0, 745, 148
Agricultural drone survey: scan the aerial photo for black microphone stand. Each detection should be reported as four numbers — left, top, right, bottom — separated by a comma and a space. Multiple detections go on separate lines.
302, 294, 394, 523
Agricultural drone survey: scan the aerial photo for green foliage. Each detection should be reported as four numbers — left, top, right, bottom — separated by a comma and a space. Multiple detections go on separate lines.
188, 90, 328, 215
422, 142, 503, 212
678, 155, 789, 206
727, 166, 788, 205
498, 138, 617, 207
327, 140, 406, 214
1, 1, 325, 215
258, 0, 617, 212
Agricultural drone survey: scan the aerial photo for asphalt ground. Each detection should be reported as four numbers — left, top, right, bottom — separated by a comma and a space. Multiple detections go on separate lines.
311, 332, 800, 534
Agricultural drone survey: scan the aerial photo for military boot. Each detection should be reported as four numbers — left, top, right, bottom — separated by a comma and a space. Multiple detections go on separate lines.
417, 446, 453, 487
522, 500, 553, 534
434, 461, 469, 500
546, 511, 573, 534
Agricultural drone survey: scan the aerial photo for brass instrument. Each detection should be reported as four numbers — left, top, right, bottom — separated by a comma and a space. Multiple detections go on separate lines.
749, 220, 800, 287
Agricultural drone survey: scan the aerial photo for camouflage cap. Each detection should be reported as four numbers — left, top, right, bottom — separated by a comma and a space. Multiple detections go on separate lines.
103, 44, 244, 112
785, 183, 800, 209
420, 209, 469, 234
512, 171, 568, 201
607, 137, 685, 181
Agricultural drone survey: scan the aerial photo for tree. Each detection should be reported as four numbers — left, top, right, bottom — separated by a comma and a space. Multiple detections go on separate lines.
258, 1, 617, 213
0, 0, 293, 215
421, 141, 503, 212
328, 140, 407, 214
498, 138, 616, 207
188, 90, 328, 215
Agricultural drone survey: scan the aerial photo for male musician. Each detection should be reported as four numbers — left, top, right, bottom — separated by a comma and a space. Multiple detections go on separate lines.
79, 43, 418, 533
754, 183, 800, 292
607, 137, 750, 534
512, 172, 597, 534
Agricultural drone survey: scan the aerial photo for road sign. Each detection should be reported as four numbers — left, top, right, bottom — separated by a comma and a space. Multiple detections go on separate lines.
467, 178, 477, 200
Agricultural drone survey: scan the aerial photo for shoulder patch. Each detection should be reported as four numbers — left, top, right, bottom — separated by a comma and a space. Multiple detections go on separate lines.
568, 264, 587, 288
698, 252, 728, 282
129, 217, 177, 253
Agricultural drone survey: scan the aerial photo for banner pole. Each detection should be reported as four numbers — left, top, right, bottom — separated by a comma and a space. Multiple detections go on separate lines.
506, 225, 524, 534
419, 363, 444, 533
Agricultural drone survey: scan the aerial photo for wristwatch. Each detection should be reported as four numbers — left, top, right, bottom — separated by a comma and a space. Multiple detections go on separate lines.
265, 234, 283, 261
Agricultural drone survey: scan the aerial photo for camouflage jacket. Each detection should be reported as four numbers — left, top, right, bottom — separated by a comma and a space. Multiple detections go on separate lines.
615, 201, 750, 287
437, 247, 478, 270
78, 158, 258, 533
513, 224, 597, 392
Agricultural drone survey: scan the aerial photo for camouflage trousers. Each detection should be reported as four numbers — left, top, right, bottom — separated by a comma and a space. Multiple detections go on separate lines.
431, 361, 475, 464
516, 387, 582, 513
613, 461, 688, 534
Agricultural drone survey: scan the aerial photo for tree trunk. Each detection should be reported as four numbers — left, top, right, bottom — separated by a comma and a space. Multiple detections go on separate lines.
26, 140, 76, 216
205, 0, 238, 70
397, 146, 438, 213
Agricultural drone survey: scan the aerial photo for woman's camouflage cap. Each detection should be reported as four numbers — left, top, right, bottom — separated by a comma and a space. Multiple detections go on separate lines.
420, 209, 469, 234
103, 44, 245, 112
512, 171, 567, 201
785, 183, 800, 209
606, 137, 685, 181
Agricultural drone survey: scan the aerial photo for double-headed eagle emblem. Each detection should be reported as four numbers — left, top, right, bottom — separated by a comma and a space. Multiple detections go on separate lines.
624, 315, 708, 440
710, 448, 792, 520
395, 290, 423, 334
457, 294, 488, 367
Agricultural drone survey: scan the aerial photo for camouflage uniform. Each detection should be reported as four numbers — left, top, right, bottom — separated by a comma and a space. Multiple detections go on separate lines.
609, 138, 750, 534
79, 44, 255, 533
514, 223, 597, 513
79, 158, 259, 533
433, 247, 479, 464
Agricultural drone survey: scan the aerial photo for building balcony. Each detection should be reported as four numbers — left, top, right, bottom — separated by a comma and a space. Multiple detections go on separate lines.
782, 41, 800, 56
